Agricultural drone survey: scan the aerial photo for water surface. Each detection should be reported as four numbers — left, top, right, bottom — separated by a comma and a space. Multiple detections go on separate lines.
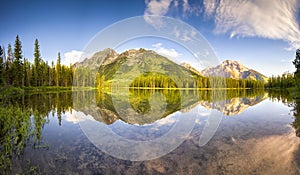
1, 89, 299, 174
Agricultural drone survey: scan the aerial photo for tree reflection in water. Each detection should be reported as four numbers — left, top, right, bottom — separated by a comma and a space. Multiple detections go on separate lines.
0, 92, 72, 174
1, 89, 299, 173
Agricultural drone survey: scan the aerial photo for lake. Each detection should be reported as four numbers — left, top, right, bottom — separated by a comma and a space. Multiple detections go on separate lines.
1, 89, 300, 174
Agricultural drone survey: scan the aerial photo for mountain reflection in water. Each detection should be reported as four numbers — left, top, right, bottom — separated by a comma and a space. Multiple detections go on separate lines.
1, 89, 300, 174
72, 89, 268, 125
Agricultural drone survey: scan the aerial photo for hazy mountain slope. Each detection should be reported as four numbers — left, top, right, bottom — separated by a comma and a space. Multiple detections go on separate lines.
73, 48, 119, 70
73, 49, 268, 85
74, 49, 199, 88
200, 93, 268, 116
181, 62, 202, 76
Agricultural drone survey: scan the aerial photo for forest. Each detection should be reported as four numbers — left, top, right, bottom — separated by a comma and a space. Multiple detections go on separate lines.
129, 72, 265, 89
265, 49, 300, 91
1, 35, 300, 91
0, 35, 73, 88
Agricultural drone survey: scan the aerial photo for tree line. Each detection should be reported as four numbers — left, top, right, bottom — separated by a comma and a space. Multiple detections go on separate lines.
0, 35, 73, 88
129, 72, 265, 89
265, 72, 295, 88
129, 48, 300, 90
265, 49, 300, 89
2, 35, 299, 90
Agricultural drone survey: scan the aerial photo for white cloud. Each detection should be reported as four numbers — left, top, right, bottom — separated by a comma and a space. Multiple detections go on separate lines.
152, 42, 181, 59
203, 0, 300, 49
144, 0, 300, 49
143, 0, 172, 27
154, 115, 176, 126
64, 110, 95, 124
143, 0, 200, 24
144, 0, 172, 16
183, 0, 190, 14
62, 50, 83, 65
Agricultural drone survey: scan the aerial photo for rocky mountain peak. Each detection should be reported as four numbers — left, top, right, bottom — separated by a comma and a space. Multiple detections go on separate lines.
201, 60, 268, 82
73, 48, 268, 82
180, 62, 202, 76
73, 48, 119, 69
118, 48, 151, 58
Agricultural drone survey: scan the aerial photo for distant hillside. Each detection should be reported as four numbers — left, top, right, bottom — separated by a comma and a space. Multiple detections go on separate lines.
200, 93, 268, 116
73, 49, 267, 89
201, 60, 268, 82
74, 48, 199, 88
181, 62, 202, 76
73, 48, 119, 70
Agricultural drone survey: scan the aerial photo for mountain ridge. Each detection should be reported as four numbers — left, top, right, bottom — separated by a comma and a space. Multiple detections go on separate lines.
201, 60, 268, 82
73, 49, 268, 83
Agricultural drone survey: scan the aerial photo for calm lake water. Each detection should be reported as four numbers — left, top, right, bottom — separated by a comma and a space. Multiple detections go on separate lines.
1, 89, 300, 174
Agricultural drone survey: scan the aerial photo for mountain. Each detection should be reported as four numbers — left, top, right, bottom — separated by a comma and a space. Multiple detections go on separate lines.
73, 49, 268, 89
73, 48, 119, 70
201, 60, 268, 82
74, 48, 199, 88
200, 93, 268, 116
100, 48, 198, 82
180, 62, 202, 76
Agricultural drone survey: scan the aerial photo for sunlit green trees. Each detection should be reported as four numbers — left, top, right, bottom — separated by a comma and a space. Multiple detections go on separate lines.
128, 72, 265, 89
0, 35, 73, 88
267, 49, 300, 89
12, 35, 23, 86
293, 49, 300, 88
33, 39, 41, 86
130, 72, 178, 89
266, 72, 295, 89
73, 67, 93, 87
0, 46, 4, 86
56, 52, 62, 86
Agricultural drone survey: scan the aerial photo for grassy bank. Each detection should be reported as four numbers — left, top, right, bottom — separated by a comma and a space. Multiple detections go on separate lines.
0, 86, 73, 99
0, 86, 100, 99
0, 87, 25, 99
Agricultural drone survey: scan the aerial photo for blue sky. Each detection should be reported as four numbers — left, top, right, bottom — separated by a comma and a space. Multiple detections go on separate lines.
1, 0, 299, 76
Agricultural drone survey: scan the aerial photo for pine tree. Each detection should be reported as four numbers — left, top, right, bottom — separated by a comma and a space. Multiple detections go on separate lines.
7, 44, 13, 64
23, 58, 31, 86
34, 39, 41, 86
44, 61, 50, 86
13, 35, 23, 86
0, 46, 4, 85
56, 52, 61, 86
4, 44, 13, 85
68, 64, 73, 87
50, 61, 56, 86
293, 49, 300, 88
0, 37, 76, 88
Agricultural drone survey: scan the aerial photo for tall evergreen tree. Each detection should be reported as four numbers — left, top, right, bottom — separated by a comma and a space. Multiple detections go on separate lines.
1, 45, 6, 63
34, 38, 41, 86
7, 43, 13, 64
13, 35, 23, 86
68, 63, 73, 86
0, 46, 4, 85
56, 52, 61, 86
23, 58, 30, 86
293, 49, 300, 88
0, 37, 75, 88
50, 61, 56, 86
4, 44, 14, 85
